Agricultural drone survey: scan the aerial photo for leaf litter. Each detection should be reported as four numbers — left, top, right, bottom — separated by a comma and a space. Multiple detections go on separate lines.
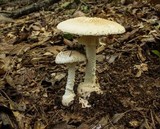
0, 0, 160, 129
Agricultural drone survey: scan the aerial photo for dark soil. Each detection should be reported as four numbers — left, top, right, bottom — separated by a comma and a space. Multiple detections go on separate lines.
0, 0, 160, 129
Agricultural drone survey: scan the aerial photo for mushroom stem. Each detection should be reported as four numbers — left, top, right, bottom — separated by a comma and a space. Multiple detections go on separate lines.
62, 63, 76, 106
77, 36, 102, 99
65, 63, 76, 93
79, 36, 98, 84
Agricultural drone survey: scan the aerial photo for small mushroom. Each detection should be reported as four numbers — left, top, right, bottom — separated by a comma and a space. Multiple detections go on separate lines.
55, 50, 86, 106
57, 17, 125, 99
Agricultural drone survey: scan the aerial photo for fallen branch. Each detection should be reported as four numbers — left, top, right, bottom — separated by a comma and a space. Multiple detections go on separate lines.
4, 0, 60, 18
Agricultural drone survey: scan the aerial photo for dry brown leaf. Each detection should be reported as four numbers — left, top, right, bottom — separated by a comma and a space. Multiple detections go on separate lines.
111, 112, 126, 124
98, 116, 109, 127
5, 75, 15, 88
0, 57, 11, 75
135, 69, 142, 77
77, 123, 89, 129
34, 120, 46, 129
54, 72, 66, 82
106, 53, 120, 64
0, 15, 14, 23
154, 113, 160, 125
0, 79, 5, 89
51, 122, 75, 129
137, 45, 146, 62
97, 64, 109, 73
119, 28, 139, 42
139, 118, 152, 129
129, 120, 140, 128
31, 57, 42, 65
155, 4, 160, 12
0, 105, 19, 129
29, 23, 42, 31
96, 55, 105, 62
9, 44, 30, 56
73, 11, 86, 17
96, 45, 105, 54
134, 63, 148, 77
46, 46, 65, 55
0, 43, 14, 55
13, 111, 31, 129
150, 110, 156, 128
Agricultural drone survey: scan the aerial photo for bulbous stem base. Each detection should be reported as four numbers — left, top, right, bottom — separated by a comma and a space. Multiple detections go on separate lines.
77, 82, 102, 99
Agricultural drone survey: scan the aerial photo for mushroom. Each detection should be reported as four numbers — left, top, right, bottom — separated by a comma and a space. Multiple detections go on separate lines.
55, 50, 86, 106
57, 17, 125, 99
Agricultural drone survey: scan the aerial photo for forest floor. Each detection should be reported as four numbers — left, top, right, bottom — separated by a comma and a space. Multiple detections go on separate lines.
0, 0, 160, 129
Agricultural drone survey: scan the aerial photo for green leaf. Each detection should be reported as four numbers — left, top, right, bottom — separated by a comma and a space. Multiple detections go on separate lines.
81, 5, 89, 13
152, 50, 160, 58
63, 33, 74, 40
61, 2, 71, 8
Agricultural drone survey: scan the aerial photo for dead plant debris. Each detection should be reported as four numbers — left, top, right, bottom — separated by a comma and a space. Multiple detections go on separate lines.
0, 0, 160, 129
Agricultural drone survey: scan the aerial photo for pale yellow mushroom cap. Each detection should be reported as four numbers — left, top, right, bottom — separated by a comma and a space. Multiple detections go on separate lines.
55, 50, 86, 64
57, 17, 125, 36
